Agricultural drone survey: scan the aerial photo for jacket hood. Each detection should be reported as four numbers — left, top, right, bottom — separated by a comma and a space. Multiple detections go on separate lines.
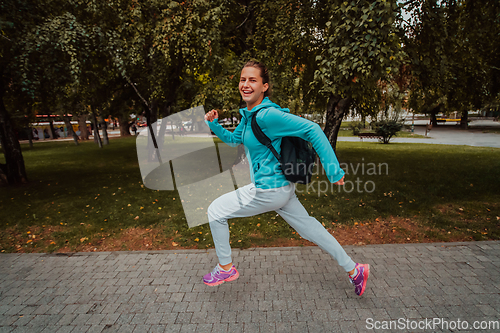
239, 97, 290, 119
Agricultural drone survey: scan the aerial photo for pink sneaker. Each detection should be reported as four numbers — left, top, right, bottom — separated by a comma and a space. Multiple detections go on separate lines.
203, 264, 239, 286
349, 263, 370, 296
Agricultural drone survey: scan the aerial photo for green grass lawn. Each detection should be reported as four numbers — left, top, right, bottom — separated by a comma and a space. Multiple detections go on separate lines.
1, 136, 499, 253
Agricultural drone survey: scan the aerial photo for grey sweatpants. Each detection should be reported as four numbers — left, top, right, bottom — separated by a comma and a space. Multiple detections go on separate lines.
207, 183, 356, 272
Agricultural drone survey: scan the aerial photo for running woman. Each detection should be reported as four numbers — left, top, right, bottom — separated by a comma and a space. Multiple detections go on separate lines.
203, 60, 369, 296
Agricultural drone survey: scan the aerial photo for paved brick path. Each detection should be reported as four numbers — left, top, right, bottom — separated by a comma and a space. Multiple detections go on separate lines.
1, 241, 499, 333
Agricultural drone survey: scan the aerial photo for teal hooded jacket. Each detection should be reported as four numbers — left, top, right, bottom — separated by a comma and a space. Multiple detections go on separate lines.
206, 97, 345, 189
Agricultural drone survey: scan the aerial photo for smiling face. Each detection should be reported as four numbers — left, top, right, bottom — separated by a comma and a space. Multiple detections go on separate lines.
239, 66, 269, 111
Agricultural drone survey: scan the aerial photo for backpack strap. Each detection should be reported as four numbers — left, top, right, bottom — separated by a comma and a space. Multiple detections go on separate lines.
250, 111, 282, 163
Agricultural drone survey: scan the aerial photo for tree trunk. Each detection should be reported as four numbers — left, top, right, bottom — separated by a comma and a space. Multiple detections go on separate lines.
145, 100, 161, 163
429, 104, 440, 126
0, 74, 28, 186
48, 120, 56, 139
78, 114, 89, 140
151, 99, 158, 125
91, 107, 102, 148
460, 110, 468, 129
144, 100, 159, 134
118, 114, 131, 136
322, 94, 353, 153
99, 115, 109, 145
63, 115, 79, 145
157, 103, 171, 152
430, 111, 438, 127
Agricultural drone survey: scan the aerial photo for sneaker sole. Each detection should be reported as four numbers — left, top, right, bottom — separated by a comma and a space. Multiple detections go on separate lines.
359, 264, 370, 296
204, 270, 240, 286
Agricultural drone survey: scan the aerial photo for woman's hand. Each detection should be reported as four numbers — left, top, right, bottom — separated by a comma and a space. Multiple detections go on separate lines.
333, 176, 345, 185
205, 109, 218, 122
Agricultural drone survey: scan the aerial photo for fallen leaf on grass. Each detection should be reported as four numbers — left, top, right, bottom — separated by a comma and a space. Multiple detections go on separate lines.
172, 242, 178, 246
